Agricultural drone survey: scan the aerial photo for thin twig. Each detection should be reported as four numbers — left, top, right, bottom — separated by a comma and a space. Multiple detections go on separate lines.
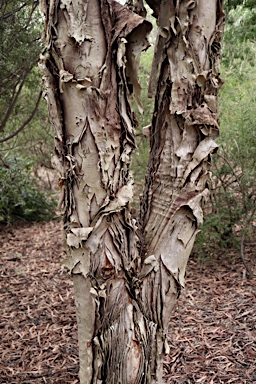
240, 231, 253, 278
0, 90, 42, 143
240, 204, 256, 279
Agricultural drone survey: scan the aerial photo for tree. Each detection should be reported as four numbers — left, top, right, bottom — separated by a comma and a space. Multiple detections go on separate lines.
39, 0, 225, 383
224, 0, 256, 14
0, 0, 43, 144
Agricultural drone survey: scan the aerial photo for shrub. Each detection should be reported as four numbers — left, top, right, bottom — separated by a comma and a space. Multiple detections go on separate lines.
194, 66, 256, 262
0, 156, 57, 224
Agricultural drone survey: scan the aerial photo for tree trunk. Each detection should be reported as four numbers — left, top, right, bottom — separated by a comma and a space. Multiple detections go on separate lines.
39, 0, 224, 383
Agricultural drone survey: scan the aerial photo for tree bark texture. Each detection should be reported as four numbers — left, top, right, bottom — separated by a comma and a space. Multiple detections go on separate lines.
39, 0, 224, 383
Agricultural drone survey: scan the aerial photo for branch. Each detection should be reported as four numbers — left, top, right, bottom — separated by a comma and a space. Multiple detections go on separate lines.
0, 69, 32, 133
0, 154, 10, 168
0, 90, 42, 143
217, 149, 247, 209
240, 204, 255, 279
0, 3, 27, 22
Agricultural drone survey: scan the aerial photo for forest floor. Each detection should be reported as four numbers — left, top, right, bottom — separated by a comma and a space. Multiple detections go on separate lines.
0, 220, 255, 384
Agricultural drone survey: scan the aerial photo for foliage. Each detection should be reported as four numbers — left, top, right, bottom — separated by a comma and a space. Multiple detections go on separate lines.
194, 32, 256, 259
1, 89, 54, 170
0, 1, 54, 171
0, 156, 57, 224
224, 0, 255, 13
0, 0, 52, 164
222, 5, 256, 69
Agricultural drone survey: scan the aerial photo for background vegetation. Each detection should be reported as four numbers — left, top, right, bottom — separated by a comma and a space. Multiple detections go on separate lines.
194, 3, 256, 264
0, 1, 53, 164
0, 0, 255, 268
0, 0, 54, 223
0, 156, 56, 223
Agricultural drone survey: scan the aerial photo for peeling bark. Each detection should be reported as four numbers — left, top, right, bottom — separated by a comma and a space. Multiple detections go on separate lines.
39, 0, 225, 383
138, 2, 224, 379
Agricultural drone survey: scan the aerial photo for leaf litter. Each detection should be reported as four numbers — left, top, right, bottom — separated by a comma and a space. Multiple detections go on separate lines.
0, 221, 255, 383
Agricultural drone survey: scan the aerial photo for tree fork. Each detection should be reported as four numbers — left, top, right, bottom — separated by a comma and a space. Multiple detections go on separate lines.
40, 0, 225, 383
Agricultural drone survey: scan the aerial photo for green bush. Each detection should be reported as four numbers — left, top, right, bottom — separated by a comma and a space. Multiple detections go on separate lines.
0, 157, 57, 224
194, 59, 256, 259
190, 3, 256, 261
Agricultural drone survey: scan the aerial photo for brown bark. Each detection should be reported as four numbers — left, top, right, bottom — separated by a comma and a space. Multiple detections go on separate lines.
39, 0, 225, 383
138, 2, 225, 380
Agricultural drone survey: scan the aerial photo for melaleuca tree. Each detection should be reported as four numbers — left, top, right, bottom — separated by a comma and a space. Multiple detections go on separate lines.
39, 0, 225, 383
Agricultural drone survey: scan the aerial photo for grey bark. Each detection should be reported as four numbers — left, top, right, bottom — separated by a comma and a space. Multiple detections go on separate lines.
39, 0, 225, 383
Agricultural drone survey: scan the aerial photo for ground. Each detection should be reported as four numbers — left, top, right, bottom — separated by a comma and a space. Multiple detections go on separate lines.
0, 221, 255, 383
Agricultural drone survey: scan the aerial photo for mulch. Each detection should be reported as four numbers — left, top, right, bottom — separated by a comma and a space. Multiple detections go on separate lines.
0, 221, 255, 383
